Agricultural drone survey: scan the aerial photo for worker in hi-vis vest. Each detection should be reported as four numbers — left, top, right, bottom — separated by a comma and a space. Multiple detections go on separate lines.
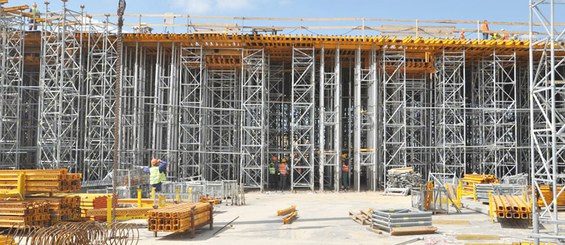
269, 155, 278, 189
29, 3, 41, 31
144, 158, 167, 192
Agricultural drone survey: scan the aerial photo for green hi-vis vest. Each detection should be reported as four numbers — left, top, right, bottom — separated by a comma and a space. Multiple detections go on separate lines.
150, 166, 160, 184
159, 172, 166, 182
269, 163, 276, 174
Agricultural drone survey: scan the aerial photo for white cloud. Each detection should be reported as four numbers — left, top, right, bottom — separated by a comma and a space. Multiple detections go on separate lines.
172, 0, 256, 14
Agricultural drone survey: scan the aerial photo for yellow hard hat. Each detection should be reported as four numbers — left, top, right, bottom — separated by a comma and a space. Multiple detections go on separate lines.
341, 153, 348, 159
151, 159, 160, 165
281, 157, 287, 163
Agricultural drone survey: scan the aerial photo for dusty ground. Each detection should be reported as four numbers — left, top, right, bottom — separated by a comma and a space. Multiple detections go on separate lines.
135, 191, 534, 245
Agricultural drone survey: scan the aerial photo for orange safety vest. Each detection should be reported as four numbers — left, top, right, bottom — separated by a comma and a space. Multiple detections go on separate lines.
481, 23, 489, 31
279, 163, 288, 175
342, 162, 349, 172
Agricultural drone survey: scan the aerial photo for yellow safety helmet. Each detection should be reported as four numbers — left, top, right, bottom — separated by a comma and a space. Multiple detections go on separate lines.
341, 153, 348, 159
281, 157, 287, 163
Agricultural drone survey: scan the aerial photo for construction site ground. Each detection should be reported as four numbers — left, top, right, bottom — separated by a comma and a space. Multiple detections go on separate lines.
135, 192, 532, 245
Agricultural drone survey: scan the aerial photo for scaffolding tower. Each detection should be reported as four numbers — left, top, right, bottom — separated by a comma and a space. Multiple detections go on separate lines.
319, 47, 341, 191
240, 49, 265, 189
529, 0, 565, 243
291, 47, 315, 190
84, 18, 117, 181
382, 47, 406, 187
0, 9, 24, 169
37, 3, 83, 171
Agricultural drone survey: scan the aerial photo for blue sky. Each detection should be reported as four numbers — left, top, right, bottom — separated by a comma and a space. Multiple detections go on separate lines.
15, 0, 545, 35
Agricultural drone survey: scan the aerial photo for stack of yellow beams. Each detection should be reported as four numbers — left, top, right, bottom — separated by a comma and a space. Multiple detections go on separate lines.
537, 186, 565, 207
74, 193, 110, 218
0, 169, 81, 193
86, 207, 152, 218
199, 196, 221, 205
491, 194, 531, 220
0, 235, 16, 245
148, 203, 213, 234
0, 201, 50, 227
26, 196, 81, 224
460, 174, 498, 196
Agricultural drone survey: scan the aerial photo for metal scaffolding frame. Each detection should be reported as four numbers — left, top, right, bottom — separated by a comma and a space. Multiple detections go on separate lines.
319, 47, 341, 191
119, 42, 148, 175
405, 73, 429, 175
479, 50, 518, 178
529, 0, 565, 242
240, 49, 265, 189
84, 19, 117, 181
178, 46, 204, 180
382, 47, 406, 188
291, 47, 315, 190
203, 69, 240, 181
353, 47, 377, 191
37, 3, 83, 171
435, 49, 466, 175
0, 10, 24, 169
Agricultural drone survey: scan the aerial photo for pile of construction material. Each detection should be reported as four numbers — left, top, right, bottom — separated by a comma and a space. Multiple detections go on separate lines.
0, 235, 15, 245
277, 205, 298, 224
26, 196, 81, 224
489, 194, 531, 221
0, 169, 81, 193
148, 202, 213, 237
372, 209, 436, 236
0, 201, 50, 228
474, 184, 525, 203
536, 185, 565, 208
385, 167, 423, 195
349, 209, 372, 226
460, 174, 498, 196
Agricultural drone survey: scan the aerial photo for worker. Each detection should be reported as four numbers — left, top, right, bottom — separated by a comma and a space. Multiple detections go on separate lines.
278, 157, 289, 191
459, 32, 466, 40
341, 154, 349, 191
269, 155, 278, 189
502, 29, 509, 40
29, 3, 41, 31
491, 32, 501, 40
145, 158, 167, 192
481, 20, 489, 40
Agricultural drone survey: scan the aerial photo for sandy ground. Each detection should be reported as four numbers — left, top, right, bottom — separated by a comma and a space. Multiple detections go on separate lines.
135, 191, 534, 245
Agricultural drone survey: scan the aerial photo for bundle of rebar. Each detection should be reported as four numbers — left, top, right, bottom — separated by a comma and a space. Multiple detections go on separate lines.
461, 174, 498, 196
490, 194, 531, 220
25, 196, 81, 224
474, 184, 525, 203
0, 201, 50, 228
0, 169, 81, 193
372, 209, 433, 233
148, 203, 213, 235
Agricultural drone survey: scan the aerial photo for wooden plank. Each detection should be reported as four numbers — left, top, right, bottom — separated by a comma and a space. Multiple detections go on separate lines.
456, 234, 500, 240
366, 226, 383, 235
390, 226, 437, 236
432, 219, 471, 225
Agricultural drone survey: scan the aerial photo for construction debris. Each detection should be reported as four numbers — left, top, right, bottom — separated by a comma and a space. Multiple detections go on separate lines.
277, 205, 296, 216
283, 211, 298, 224
148, 202, 213, 237
349, 209, 372, 225
385, 167, 423, 196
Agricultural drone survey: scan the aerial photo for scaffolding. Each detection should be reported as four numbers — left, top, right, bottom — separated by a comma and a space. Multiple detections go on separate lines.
84, 18, 117, 181
382, 47, 406, 188
529, 0, 565, 243
291, 47, 315, 190
0, 9, 24, 169
37, 2, 83, 171
319, 46, 341, 191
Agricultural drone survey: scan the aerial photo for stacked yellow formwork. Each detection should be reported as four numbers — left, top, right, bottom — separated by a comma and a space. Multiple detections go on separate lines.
489, 194, 531, 221
537, 185, 565, 207
0, 201, 50, 228
0, 235, 16, 245
26, 196, 81, 224
148, 203, 213, 237
0, 169, 81, 194
460, 174, 498, 196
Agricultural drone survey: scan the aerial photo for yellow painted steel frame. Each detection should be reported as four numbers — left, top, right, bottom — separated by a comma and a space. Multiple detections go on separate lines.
0, 173, 26, 200
137, 189, 142, 207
